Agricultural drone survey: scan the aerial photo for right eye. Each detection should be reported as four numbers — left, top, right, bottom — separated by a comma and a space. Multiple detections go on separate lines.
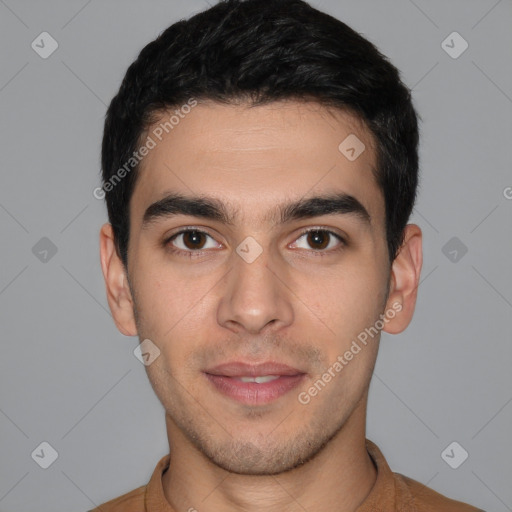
165, 228, 222, 255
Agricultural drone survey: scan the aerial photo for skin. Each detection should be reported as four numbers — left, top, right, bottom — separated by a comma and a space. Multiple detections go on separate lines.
100, 100, 423, 512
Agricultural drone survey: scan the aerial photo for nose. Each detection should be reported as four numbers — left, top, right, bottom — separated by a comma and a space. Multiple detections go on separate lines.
217, 246, 294, 335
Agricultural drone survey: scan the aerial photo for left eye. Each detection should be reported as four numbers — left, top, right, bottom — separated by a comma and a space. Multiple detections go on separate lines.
291, 229, 344, 251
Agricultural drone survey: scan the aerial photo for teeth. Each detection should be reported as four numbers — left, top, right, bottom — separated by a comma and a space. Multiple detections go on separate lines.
237, 375, 280, 383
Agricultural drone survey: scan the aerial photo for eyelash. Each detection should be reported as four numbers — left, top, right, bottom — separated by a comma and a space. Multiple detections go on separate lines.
163, 227, 346, 259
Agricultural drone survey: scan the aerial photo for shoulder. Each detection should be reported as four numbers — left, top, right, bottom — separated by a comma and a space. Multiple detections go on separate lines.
85, 453, 170, 512
87, 484, 146, 512
394, 472, 486, 512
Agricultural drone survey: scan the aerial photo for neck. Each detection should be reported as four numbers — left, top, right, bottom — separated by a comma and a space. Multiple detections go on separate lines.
161, 398, 377, 512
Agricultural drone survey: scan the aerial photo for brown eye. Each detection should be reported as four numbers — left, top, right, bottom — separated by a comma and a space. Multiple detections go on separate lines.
168, 229, 220, 252
182, 230, 207, 249
291, 229, 344, 252
306, 230, 330, 250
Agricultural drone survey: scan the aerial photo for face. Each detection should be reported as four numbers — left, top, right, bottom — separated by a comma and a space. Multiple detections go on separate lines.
101, 100, 421, 476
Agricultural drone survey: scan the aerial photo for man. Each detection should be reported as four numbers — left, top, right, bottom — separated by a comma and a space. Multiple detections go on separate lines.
94, 0, 483, 510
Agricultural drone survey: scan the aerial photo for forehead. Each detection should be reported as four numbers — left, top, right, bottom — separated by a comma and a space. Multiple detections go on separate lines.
130, 100, 383, 228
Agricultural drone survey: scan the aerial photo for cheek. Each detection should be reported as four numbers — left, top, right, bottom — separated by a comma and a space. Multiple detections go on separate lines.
300, 264, 387, 339
132, 265, 218, 361
132, 262, 211, 335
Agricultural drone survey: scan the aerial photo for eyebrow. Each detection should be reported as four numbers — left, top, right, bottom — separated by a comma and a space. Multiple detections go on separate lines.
142, 191, 371, 229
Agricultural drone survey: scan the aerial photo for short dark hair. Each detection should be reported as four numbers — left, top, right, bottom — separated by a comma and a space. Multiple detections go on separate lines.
101, 0, 419, 267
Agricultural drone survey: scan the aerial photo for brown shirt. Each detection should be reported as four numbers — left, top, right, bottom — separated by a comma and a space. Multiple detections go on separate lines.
89, 439, 484, 511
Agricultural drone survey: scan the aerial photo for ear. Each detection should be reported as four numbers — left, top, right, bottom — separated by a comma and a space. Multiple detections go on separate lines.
99, 223, 138, 336
382, 224, 423, 335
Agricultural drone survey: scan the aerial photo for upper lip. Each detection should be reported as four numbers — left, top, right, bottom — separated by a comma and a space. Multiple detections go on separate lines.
204, 361, 305, 377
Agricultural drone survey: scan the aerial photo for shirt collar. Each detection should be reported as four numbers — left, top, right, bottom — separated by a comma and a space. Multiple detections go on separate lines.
355, 438, 397, 511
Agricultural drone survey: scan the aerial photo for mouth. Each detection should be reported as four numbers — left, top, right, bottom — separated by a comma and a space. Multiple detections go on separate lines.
203, 361, 307, 405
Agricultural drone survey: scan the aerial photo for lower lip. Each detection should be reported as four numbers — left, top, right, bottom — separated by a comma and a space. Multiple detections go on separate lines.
204, 373, 306, 405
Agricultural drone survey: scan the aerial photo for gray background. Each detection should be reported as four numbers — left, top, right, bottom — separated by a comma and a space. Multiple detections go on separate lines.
0, 0, 511, 511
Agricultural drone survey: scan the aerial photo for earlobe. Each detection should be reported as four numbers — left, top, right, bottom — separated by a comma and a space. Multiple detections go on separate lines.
382, 224, 423, 335
99, 223, 138, 336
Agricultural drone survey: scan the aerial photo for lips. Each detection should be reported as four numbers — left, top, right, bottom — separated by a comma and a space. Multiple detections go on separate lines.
205, 361, 304, 377
204, 361, 306, 405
